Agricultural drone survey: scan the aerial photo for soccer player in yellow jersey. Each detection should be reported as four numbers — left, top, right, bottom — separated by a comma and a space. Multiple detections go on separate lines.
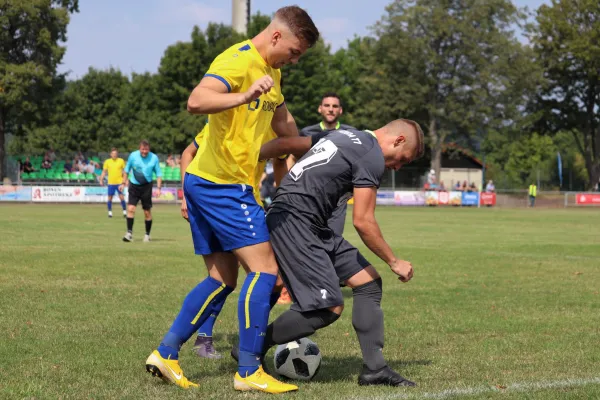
178, 125, 287, 360
99, 148, 127, 218
145, 6, 319, 393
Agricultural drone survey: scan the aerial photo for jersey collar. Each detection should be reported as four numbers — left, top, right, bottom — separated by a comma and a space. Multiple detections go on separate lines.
364, 129, 376, 138
319, 121, 341, 130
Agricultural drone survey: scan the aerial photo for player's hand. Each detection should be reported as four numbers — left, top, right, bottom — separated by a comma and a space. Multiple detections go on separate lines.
118, 184, 124, 192
244, 75, 274, 103
181, 197, 189, 221
389, 259, 414, 283
100, 180, 105, 186
156, 188, 161, 198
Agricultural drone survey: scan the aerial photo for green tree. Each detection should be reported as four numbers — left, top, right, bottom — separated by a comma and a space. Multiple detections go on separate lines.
0, 0, 79, 179
282, 39, 338, 129
529, 0, 600, 189
23, 68, 130, 154
363, 0, 538, 179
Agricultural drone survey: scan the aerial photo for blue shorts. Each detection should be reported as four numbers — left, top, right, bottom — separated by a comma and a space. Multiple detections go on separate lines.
107, 184, 122, 196
184, 173, 269, 255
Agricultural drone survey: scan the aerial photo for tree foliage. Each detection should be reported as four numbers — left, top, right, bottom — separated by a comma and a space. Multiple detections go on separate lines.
0, 0, 79, 178
529, 0, 600, 189
5, 2, 598, 190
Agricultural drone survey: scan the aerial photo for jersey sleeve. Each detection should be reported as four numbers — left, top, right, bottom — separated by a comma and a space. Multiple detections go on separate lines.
204, 51, 246, 93
351, 147, 385, 188
103, 160, 108, 171
154, 156, 163, 178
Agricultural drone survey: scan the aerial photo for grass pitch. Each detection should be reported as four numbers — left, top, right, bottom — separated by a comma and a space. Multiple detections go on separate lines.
1, 204, 599, 399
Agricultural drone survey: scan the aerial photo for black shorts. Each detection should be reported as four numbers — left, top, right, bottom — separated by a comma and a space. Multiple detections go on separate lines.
128, 183, 153, 210
266, 210, 370, 312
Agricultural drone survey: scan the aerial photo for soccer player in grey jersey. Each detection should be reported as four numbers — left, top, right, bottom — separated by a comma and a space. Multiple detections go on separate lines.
258, 119, 425, 387
300, 92, 356, 236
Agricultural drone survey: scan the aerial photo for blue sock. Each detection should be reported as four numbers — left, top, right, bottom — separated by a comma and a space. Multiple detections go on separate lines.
270, 291, 281, 309
157, 277, 232, 360
107, 201, 112, 211
197, 287, 231, 337
120, 199, 126, 210
238, 272, 277, 376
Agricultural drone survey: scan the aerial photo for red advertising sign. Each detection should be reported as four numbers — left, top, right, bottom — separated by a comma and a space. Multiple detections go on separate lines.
480, 192, 496, 206
576, 193, 600, 205
438, 191, 449, 205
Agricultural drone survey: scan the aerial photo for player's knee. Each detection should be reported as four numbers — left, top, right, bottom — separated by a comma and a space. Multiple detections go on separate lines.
328, 304, 344, 316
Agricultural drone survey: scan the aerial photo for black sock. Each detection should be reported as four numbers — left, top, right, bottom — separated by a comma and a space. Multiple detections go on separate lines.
126, 217, 134, 233
265, 308, 340, 350
352, 278, 386, 371
145, 219, 152, 235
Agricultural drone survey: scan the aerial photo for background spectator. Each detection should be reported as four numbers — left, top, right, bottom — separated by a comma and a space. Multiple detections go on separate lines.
64, 160, 74, 173
438, 181, 446, 191
454, 181, 462, 191
166, 154, 176, 167
468, 182, 477, 192
21, 157, 35, 173
42, 157, 52, 170
486, 180, 495, 192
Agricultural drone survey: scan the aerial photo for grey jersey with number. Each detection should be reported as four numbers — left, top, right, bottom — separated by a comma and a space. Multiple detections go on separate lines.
299, 123, 357, 235
270, 129, 385, 233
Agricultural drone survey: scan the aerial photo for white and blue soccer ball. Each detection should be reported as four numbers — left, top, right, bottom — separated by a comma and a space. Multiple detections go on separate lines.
273, 338, 322, 381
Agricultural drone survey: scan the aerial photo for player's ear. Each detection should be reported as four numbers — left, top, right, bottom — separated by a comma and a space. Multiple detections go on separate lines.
318, 105, 322, 114
394, 135, 406, 147
339, 107, 343, 116
272, 30, 282, 45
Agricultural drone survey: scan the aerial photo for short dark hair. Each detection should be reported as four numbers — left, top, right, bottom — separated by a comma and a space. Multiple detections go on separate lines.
139, 140, 150, 148
321, 92, 341, 106
401, 119, 425, 160
111, 147, 118, 152
275, 6, 319, 48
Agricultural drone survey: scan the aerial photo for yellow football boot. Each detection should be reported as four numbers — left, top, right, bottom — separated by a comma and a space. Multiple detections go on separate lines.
145, 350, 199, 389
234, 365, 298, 393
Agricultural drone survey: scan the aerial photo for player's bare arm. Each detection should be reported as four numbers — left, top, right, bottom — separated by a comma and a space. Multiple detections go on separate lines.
187, 75, 274, 115
271, 103, 299, 137
259, 136, 312, 160
120, 170, 128, 192
352, 186, 414, 282
179, 141, 197, 221
99, 169, 107, 186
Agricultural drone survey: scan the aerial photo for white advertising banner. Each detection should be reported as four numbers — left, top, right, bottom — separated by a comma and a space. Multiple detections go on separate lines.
31, 186, 85, 202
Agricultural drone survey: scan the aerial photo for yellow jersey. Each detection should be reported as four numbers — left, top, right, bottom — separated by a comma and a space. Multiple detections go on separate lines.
103, 158, 126, 185
191, 125, 277, 206
186, 39, 284, 186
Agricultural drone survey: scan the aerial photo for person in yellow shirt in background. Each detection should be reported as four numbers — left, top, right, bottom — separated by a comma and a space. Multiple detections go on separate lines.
100, 147, 126, 218
145, 6, 319, 393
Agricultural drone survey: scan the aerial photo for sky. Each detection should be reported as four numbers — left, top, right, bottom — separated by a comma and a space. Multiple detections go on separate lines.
58, 0, 549, 79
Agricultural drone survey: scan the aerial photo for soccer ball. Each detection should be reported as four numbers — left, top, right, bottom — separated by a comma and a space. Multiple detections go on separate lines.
273, 338, 322, 381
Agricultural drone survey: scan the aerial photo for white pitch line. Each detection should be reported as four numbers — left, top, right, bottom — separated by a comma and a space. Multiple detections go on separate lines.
348, 377, 600, 400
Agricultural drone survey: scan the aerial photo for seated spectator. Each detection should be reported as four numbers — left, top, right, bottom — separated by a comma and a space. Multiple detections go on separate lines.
454, 181, 462, 191
462, 180, 468, 191
174, 155, 181, 166
422, 182, 431, 191
166, 154, 176, 167
439, 181, 446, 191
41, 157, 52, 170
428, 176, 439, 191
468, 182, 478, 192
84, 161, 97, 175
64, 160, 74, 173
21, 157, 35, 173
485, 180, 495, 192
